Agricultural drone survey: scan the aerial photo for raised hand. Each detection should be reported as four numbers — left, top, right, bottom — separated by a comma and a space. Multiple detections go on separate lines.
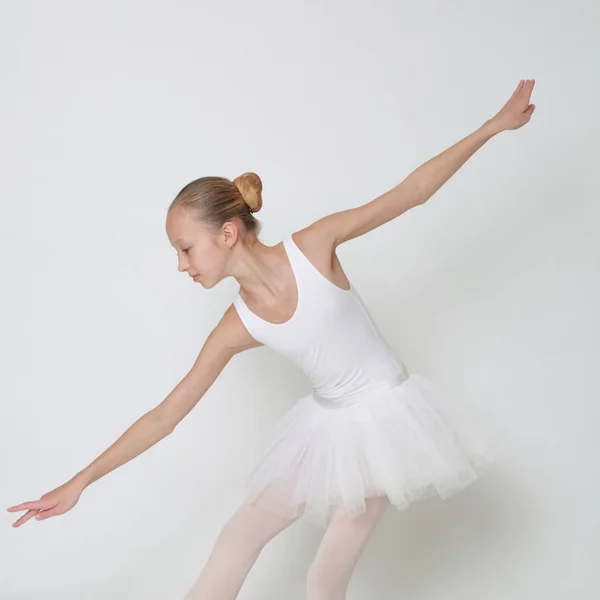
7, 477, 85, 527
489, 79, 536, 132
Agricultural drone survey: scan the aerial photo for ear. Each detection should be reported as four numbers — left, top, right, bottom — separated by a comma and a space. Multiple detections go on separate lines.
222, 221, 239, 249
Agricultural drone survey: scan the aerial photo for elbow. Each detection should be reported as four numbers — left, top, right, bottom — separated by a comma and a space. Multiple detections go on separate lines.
151, 407, 178, 436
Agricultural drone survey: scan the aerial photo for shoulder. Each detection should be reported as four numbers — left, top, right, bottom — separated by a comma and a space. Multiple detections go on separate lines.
210, 302, 264, 355
293, 218, 337, 251
176, 304, 262, 411
291, 222, 352, 290
291, 224, 336, 270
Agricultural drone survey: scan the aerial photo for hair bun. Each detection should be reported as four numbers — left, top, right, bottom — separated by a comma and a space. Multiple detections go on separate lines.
233, 172, 263, 213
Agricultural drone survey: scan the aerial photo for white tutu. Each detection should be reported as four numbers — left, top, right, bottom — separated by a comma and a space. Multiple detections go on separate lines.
242, 371, 499, 529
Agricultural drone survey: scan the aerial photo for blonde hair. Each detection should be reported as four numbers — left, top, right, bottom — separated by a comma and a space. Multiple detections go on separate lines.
168, 172, 263, 238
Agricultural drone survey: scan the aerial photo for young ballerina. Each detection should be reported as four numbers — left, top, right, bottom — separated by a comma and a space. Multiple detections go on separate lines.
8, 80, 535, 599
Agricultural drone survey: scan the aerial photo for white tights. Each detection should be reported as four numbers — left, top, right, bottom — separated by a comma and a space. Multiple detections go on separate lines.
183, 496, 390, 600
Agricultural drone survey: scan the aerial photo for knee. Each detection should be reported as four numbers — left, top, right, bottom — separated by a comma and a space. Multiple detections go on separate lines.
226, 519, 269, 558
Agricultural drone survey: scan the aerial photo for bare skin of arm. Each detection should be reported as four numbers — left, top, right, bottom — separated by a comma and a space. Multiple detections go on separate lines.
7, 304, 262, 527
309, 80, 535, 249
8, 80, 536, 527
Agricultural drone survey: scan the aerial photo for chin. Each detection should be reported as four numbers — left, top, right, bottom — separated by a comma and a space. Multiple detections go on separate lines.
201, 274, 224, 289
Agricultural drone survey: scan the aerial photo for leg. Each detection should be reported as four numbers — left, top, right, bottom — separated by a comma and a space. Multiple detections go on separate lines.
184, 500, 300, 600
306, 495, 390, 600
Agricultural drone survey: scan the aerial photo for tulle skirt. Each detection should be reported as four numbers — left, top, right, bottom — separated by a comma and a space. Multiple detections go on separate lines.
242, 370, 499, 529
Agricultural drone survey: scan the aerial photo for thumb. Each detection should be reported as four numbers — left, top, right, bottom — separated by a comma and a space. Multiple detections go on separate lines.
36, 508, 60, 520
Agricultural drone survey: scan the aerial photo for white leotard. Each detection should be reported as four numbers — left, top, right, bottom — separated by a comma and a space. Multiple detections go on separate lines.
233, 233, 409, 399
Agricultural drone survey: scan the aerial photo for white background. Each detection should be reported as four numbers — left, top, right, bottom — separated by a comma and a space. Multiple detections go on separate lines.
1, 1, 598, 598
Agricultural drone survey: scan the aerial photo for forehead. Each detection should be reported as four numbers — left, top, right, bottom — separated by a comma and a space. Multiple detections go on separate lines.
170, 233, 195, 249
166, 209, 198, 243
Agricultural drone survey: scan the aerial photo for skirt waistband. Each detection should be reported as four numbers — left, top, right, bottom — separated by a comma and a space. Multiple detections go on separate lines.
311, 370, 409, 409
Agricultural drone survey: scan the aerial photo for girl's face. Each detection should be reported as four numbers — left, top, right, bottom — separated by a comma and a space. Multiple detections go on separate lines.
166, 208, 232, 288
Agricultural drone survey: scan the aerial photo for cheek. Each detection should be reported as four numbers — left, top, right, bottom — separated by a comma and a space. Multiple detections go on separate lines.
195, 245, 224, 272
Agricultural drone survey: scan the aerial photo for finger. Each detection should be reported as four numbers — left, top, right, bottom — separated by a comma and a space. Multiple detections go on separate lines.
511, 80, 525, 100
36, 508, 60, 520
527, 79, 536, 99
516, 80, 535, 109
7, 500, 50, 512
7, 502, 39, 512
12, 509, 38, 528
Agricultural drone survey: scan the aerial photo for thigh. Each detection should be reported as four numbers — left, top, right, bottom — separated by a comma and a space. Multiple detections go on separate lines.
183, 501, 302, 599
310, 496, 390, 574
215, 500, 301, 556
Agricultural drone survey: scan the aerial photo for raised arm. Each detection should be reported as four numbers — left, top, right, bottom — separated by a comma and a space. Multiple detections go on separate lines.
7, 304, 262, 526
311, 79, 536, 247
